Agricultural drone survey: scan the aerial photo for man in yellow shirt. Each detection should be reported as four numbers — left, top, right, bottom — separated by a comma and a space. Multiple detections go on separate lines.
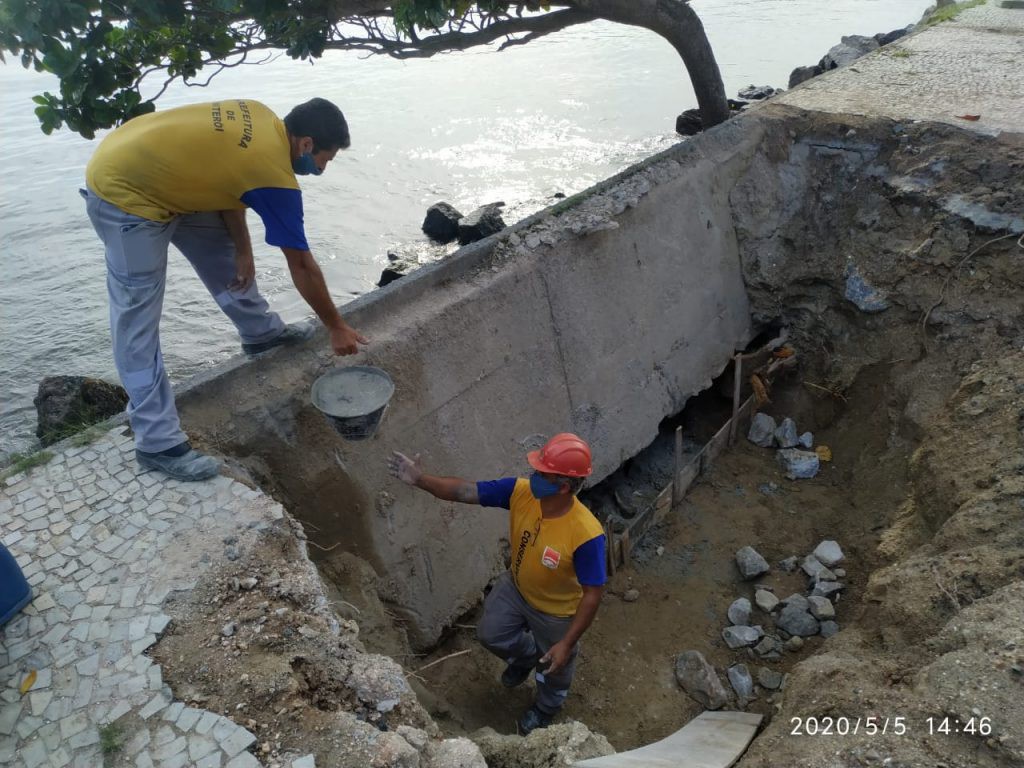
388, 433, 607, 734
83, 98, 366, 481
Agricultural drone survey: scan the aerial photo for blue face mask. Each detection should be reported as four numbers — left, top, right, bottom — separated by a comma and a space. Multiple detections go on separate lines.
292, 152, 322, 176
530, 472, 563, 500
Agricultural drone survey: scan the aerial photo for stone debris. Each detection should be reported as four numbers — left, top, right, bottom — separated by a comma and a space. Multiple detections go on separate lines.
773, 417, 799, 448
457, 203, 506, 246
785, 636, 805, 653
819, 620, 840, 638
813, 540, 845, 567
473, 721, 614, 767
811, 581, 845, 600
757, 668, 784, 690
775, 605, 820, 637
727, 597, 752, 626
778, 556, 799, 572
723, 625, 764, 649
834, 567, 847, 578
222, 621, 238, 637
780, 593, 810, 612
807, 595, 836, 620
622, 588, 640, 602
753, 635, 784, 659
798, 431, 814, 449
727, 664, 755, 702
777, 449, 820, 479
737, 85, 778, 101
674, 651, 730, 710
421, 201, 463, 243
845, 263, 891, 313
747, 413, 777, 447
239, 577, 259, 591
800, 555, 828, 579
755, 589, 780, 613
735, 546, 771, 580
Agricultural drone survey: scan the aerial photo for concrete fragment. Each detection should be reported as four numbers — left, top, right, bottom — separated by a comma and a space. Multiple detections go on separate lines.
775, 605, 820, 637
747, 413, 776, 447
773, 417, 799, 448
424, 737, 487, 768
723, 625, 764, 649
807, 595, 836, 620
674, 651, 730, 710
777, 449, 820, 479
727, 664, 754, 701
735, 546, 770, 580
755, 589, 779, 613
727, 597, 752, 626
813, 540, 845, 567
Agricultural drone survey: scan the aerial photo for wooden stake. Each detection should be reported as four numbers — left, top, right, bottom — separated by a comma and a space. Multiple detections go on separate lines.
416, 649, 471, 674
672, 426, 683, 506
728, 353, 743, 446
605, 519, 617, 577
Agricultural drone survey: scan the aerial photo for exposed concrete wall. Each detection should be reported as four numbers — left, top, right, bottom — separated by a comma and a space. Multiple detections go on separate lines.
177, 116, 763, 646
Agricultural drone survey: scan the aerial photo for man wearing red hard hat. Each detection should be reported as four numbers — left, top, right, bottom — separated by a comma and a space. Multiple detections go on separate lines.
388, 433, 606, 734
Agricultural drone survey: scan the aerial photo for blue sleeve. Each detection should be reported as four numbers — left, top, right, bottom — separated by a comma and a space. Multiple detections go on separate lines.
476, 478, 516, 509
573, 535, 607, 586
240, 187, 309, 251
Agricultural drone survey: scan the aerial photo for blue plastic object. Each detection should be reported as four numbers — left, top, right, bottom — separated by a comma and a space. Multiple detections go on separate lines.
0, 542, 32, 627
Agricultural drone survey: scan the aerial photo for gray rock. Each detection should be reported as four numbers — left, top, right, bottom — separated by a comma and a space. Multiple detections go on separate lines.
788, 64, 823, 89
421, 201, 463, 243
735, 546, 770, 580
821, 35, 880, 70
727, 597, 752, 626
834, 568, 847, 579
778, 556, 799, 573
773, 417, 799, 448
623, 588, 640, 603
820, 620, 840, 638
807, 595, 836, 620
781, 593, 809, 612
221, 622, 236, 638
723, 625, 764, 649
874, 27, 912, 47
813, 540, 845, 567
34, 375, 128, 445
757, 668, 784, 690
777, 449, 820, 480
798, 431, 814, 449
775, 605, 820, 637
457, 203, 506, 245
727, 664, 754, 701
785, 635, 804, 652
755, 589, 780, 613
377, 258, 419, 288
737, 85, 777, 101
845, 264, 890, 313
747, 413, 777, 448
675, 109, 703, 137
238, 577, 258, 591
801, 555, 828, 579
674, 650, 729, 710
347, 655, 411, 713
812, 581, 845, 600
754, 635, 783, 657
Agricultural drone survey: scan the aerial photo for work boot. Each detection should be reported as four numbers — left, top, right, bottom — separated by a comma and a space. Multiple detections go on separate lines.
136, 442, 219, 481
517, 705, 553, 736
241, 322, 314, 356
500, 663, 532, 688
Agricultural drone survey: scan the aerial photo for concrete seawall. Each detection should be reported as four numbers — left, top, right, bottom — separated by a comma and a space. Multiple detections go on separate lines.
175, 119, 764, 646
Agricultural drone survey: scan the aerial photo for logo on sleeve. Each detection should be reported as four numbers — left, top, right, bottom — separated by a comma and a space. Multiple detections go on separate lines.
541, 546, 561, 570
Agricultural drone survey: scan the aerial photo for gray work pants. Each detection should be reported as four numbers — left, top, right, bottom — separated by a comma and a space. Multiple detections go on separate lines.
477, 572, 579, 715
81, 189, 285, 452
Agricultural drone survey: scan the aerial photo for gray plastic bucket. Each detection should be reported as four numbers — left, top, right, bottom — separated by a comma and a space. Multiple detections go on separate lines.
311, 366, 395, 441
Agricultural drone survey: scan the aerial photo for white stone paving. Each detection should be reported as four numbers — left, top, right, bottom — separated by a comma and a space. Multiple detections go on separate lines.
0, 427, 316, 768
775, 4, 1024, 137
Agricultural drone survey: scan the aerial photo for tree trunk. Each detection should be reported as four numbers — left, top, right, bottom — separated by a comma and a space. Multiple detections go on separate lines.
571, 0, 730, 128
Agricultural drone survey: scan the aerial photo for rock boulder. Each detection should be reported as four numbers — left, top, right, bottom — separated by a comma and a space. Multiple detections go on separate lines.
34, 375, 128, 445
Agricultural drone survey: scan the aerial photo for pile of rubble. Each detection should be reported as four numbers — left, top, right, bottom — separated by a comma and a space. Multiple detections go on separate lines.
674, 539, 849, 710
747, 413, 827, 480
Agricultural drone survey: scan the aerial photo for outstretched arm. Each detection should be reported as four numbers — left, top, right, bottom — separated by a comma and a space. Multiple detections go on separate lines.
388, 451, 480, 504
281, 246, 368, 355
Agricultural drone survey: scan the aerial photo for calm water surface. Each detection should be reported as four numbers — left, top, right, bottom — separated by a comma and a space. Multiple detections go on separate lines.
0, 0, 931, 458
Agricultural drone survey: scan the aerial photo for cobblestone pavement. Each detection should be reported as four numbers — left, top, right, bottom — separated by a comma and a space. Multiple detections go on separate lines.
0, 427, 313, 768
776, 4, 1024, 137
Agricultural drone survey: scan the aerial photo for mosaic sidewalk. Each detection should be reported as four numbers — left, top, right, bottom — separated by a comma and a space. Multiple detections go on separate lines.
0, 427, 313, 768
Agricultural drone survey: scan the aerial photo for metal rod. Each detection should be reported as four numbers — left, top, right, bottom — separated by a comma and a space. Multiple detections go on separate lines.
728, 353, 743, 446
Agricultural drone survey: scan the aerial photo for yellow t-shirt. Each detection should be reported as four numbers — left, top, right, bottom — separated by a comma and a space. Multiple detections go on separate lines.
502, 478, 606, 617
86, 100, 298, 223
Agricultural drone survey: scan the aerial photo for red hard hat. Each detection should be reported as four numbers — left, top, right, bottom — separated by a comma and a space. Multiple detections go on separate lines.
527, 433, 593, 478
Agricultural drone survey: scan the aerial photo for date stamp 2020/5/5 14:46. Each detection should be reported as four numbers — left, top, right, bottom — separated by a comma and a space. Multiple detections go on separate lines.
789, 715, 993, 737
